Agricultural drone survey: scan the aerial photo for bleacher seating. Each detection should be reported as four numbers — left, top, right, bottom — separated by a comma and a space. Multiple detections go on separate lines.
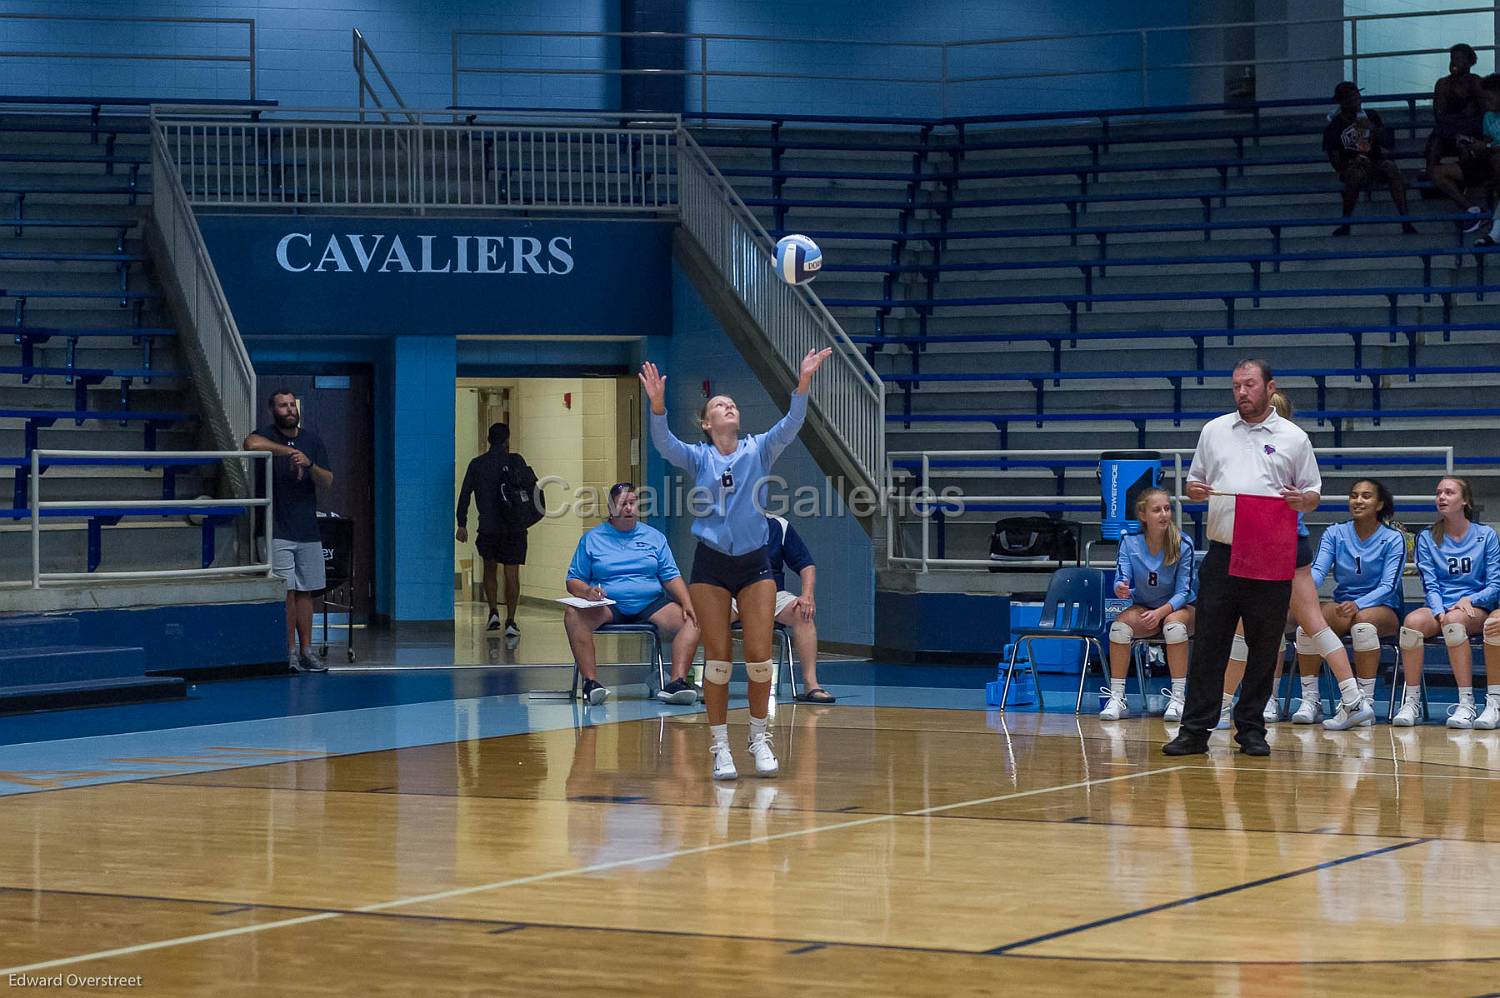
687, 92, 1500, 564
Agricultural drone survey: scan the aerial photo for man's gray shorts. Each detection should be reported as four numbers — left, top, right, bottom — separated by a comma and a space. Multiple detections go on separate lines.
272, 538, 326, 593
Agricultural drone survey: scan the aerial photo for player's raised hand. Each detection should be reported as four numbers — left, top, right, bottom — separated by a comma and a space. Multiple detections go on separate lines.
639, 362, 667, 414
797, 347, 833, 391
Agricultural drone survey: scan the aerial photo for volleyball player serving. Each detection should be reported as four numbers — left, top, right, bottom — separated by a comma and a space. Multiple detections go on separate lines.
641, 348, 832, 780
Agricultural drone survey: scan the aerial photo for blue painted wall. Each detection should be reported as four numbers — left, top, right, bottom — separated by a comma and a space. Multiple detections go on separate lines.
646, 264, 875, 648
10, 0, 1211, 116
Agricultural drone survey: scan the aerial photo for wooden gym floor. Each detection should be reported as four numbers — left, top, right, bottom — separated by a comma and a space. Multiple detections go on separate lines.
2, 705, 1499, 996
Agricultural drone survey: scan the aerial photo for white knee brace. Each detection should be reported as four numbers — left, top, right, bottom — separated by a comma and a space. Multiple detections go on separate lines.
1162, 620, 1189, 645
704, 659, 732, 686
1350, 622, 1381, 653
1109, 620, 1135, 645
1230, 633, 1249, 661
1443, 623, 1470, 647
1399, 626, 1426, 650
1485, 617, 1500, 647
1300, 626, 1344, 658
745, 659, 773, 683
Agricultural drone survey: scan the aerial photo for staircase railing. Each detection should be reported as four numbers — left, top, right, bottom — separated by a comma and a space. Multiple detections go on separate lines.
353, 28, 418, 125
147, 111, 258, 490
677, 129, 884, 491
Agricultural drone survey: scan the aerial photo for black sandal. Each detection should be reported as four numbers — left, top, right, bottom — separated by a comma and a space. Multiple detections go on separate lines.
795, 688, 837, 703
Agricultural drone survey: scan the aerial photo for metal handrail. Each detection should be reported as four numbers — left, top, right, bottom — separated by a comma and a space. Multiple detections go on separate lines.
676, 128, 884, 490
452, 7, 1493, 115
353, 28, 418, 125
0, 12, 257, 101
887, 446, 1455, 572
147, 112, 258, 464
28, 449, 273, 588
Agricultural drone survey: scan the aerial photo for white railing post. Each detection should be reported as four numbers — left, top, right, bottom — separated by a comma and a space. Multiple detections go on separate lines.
29, 449, 40, 589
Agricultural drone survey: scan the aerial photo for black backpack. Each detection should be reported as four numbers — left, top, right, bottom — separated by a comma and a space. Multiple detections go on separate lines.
498, 456, 545, 530
988, 516, 1079, 571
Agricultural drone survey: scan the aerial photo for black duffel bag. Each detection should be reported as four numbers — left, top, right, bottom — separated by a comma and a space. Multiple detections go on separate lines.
988, 516, 1080, 571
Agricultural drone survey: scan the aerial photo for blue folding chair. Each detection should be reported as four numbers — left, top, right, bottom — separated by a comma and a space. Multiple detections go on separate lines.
999, 567, 1107, 713
529, 622, 666, 701
729, 621, 800, 700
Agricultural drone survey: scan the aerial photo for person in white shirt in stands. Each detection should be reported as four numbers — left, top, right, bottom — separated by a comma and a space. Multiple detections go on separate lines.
1163, 360, 1322, 759
1102, 487, 1196, 723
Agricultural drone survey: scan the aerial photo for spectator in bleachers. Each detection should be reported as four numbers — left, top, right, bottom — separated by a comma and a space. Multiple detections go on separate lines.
1427, 43, 1487, 231
730, 514, 835, 704
563, 483, 700, 706
245, 389, 334, 673
1471, 74, 1500, 246
1102, 487, 1196, 723
1323, 82, 1416, 236
1393, 477, 1500, 728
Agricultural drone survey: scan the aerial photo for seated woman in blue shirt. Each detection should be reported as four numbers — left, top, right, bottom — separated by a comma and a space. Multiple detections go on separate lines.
1394, 476, 1500, 728
641, 348, 831, 782
1103, 487, 1196, 723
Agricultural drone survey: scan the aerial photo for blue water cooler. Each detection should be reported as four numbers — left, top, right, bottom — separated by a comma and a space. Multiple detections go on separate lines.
1099, 450, 1161, 539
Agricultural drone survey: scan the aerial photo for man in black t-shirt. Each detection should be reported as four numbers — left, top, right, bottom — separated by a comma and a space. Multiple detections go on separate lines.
456, 422, 541, 640
245, 388, 335, 672
1322, 81, 1415, 237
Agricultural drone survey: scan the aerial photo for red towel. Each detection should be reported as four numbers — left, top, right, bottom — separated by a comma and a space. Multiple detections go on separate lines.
1228, 494, 1299, 581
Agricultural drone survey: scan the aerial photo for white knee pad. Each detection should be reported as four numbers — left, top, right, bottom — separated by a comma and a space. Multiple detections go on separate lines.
1443, 623, 1470, 647
1485, 617, 1500, 647
1399, 626, 1425, 650
1162, 620, 1189, 645
744, 659, 773, 683
1309, 627, 1344, 658
1109, 620, 1135, 646
1294, 627, 1317, 656
1230, 633, 1249, 661
1350, 622, 1381, 654
704, 659, 732, 686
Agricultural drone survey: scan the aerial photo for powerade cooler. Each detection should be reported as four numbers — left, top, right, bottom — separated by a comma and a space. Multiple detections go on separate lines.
1099, 450, 1161, 540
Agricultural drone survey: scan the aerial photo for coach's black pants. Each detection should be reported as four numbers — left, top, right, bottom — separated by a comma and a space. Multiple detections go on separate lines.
1180, 542, 1293, 742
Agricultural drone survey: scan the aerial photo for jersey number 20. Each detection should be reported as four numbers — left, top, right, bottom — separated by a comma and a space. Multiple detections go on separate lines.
1448, 556, 1473, 575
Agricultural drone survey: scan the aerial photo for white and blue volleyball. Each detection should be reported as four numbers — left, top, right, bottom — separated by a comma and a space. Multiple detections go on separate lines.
774, 234, 822, 285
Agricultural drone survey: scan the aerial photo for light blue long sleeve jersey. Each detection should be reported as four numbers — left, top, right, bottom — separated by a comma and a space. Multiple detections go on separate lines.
1309, 521, 1406, 612
1115, 534, 1197, 611
649, 392, 808, 556
1415, 523, 1500, 616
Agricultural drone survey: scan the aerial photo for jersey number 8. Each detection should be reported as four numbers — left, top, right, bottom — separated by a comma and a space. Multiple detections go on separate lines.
1147, 571, 1159, 587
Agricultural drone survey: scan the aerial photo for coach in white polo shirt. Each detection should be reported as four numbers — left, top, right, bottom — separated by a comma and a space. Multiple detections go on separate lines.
1163, 359, 1322, 758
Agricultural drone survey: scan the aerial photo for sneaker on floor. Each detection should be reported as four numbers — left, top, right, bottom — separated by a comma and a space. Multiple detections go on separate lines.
287, 651, 303, 673
581, 679, 609, 706
1291, 697, 1323, 724
1473, 695, 1500, 730
1323, 699, 1374, 731
710, 740, 737, 781
1264, 698, 1286, 723
656, 678, 698, 705
747, 731, 779, 777
1465, 206, 1485, 233
486, 611, 501, 631
504, 620, 521, 638
1392, 697, 1423, 727
1448, 702, 1478, 729
1098, 688, 1129, 721
299, 652, 327, 673
1161, 688, 1185, 722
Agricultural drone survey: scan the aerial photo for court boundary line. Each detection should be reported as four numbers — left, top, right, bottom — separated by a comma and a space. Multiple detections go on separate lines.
0, 766, 1185, 976
984, 837, 1432, 955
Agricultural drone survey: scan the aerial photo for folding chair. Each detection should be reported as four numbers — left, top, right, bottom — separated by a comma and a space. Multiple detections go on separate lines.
999, 567, 1107, 713
529, 622, 666, 701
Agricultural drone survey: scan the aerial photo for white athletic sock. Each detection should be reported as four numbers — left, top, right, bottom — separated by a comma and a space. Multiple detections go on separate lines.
1300, 675, 1320, 702
710, 723, 728, 746
748, 715, 768, 740
1171, 678, 1187, 698
1358, 677, 1377, 702
1490, 684, 1500, 699
1337, 677, 1361, 707
1109, 678, 1126, 699
1461, 688, 1476, 707
1488, 215, 1500, 239
1221, 692, 1234, 709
